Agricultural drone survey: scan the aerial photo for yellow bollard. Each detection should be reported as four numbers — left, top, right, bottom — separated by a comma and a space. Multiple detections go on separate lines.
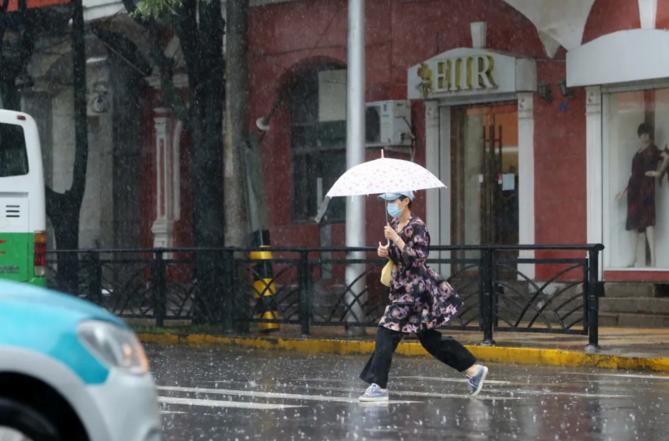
249, 246, 280, 332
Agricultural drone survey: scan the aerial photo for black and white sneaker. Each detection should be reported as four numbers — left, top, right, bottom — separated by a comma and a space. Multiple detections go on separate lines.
467, 365, 488, 396
358, 383, 389, 402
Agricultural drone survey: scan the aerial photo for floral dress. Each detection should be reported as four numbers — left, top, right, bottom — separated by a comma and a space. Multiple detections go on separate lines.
378, 216, 462, 334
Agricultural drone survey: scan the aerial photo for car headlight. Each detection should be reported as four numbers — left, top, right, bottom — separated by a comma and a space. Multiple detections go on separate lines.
77, 320, 150, 375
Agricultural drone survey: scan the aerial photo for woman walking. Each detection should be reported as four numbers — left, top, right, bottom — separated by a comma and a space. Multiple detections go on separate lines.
359, 191, 488, 401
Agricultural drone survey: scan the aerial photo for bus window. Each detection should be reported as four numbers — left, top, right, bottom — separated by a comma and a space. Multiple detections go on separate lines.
0, 123, 29, 177
0, 111, 45, 287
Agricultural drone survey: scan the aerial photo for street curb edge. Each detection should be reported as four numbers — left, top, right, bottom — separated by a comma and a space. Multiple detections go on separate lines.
137, 333, 669, 373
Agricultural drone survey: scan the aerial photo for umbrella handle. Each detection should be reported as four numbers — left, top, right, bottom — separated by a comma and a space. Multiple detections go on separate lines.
384, 201, 390, 247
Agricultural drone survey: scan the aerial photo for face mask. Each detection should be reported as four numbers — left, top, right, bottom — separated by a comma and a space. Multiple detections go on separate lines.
387, 202, 402, 218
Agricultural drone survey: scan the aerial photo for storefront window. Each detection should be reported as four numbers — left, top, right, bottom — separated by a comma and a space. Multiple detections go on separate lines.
291, 67, 346, 222
605, 88, 669, 268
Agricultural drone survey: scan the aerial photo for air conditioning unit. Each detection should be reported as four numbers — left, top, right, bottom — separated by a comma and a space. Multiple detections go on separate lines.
365, 100, 412, 148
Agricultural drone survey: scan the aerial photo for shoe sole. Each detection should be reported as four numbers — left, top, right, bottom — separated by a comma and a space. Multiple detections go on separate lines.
470, 366, 488, 397
358, 395, 389, 402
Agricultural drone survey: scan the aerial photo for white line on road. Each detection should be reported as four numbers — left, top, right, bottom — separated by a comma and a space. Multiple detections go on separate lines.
303, 384, 627, 400
159, 396, 304, 410
162, 384, 520, 402
306, 385, 522, 401
564, 371, 669, 380
394, 375, 512, 385
376, 376, 631, 398
509, 389, 630, 399
158, 385, 420, 405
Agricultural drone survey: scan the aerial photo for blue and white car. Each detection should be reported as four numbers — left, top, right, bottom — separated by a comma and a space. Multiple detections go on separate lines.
0, 280, 161, 441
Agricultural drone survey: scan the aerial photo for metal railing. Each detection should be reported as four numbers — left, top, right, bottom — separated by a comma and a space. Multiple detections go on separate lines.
46, 243, 603, 347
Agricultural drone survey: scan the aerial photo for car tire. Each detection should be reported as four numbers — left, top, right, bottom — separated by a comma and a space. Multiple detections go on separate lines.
0, 397, 61, 441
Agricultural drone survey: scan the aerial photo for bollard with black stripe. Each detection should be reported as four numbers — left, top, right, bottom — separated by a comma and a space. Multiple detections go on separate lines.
250, 230, 279, 332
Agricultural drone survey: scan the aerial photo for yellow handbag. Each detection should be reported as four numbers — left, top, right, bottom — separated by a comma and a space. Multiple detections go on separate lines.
380, 259, 395, 287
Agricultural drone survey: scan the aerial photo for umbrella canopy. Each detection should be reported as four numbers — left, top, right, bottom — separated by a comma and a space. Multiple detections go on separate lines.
314, 152, 446, 223
325, 156, 446, 198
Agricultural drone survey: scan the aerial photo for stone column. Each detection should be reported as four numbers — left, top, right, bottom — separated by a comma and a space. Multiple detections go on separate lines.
425, 100, 451, 277
586, 86, 603, 273
151, 107, 180, 250
517, 92, 535, 278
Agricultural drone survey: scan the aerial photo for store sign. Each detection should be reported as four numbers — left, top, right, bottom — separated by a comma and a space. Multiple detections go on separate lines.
429, 55, 497, 94
407, 48, 536, 100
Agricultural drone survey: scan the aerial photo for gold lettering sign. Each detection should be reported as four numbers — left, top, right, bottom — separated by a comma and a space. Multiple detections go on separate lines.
417, 55, 497, 98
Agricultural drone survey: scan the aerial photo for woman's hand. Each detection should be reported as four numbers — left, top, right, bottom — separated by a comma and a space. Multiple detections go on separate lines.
384, 224, 406, 251
377, 241, 389, 258
384, 224, 400, 243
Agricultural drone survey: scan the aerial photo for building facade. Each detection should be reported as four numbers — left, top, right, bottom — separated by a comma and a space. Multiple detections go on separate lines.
232, 0, 669, 286
246, 0, 577, 272
31, 1, 669, 286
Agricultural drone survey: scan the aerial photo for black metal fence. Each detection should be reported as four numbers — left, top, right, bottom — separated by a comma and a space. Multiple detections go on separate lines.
46, 244, 603, 347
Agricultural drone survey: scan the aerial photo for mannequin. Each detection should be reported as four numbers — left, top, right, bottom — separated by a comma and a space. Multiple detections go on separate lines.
616, 123, 666, 267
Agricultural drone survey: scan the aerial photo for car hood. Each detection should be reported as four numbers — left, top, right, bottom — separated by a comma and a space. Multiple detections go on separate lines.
0, 280, 126, 384
0, 279, 123, 326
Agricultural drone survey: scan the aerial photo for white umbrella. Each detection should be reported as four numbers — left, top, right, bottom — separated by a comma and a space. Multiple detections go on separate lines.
315, 151, 446, 222
325, 153, 446, 198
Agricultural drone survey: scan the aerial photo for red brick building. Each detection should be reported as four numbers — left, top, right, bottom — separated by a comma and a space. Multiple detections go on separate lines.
145, 0, 669, 284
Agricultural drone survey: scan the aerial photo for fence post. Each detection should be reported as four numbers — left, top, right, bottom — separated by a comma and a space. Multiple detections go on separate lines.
87, 251, 102, 305
153, 249, 167, 327
586, 245, 602, 353
479, 247, 495, 345
298, 251, 311, 336
221, 249, 235, 334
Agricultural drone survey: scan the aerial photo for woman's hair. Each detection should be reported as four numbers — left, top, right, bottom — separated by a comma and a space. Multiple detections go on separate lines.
399, 195, 412, 209
638, 122, 654, 137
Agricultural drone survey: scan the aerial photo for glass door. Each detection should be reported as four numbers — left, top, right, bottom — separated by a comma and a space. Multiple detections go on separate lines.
450, 102, 519, 269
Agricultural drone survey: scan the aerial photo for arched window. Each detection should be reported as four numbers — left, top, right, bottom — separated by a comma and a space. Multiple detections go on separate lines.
290, 66, 346, 222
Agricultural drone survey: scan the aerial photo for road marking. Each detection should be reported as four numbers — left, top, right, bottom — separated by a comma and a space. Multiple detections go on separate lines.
282, 384, 522, 401
394, 375, 512, 385
159, 396, 304, 410
160, 410, 188, 415
302, 384, 629, 400
158, 385, 420, 404
565, 371, 669, 380
509, 389, 629, 398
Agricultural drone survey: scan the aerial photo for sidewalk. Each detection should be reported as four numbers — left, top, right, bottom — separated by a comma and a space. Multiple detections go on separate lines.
137, 325, 669, 373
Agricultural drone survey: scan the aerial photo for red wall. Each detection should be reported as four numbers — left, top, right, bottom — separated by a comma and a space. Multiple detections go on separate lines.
582, 0, 640, 44
657, 0, 669, 28
249, 0, 583, 249
581, 0, 669, 43
8, 0, 68, 10
533, 58, 587, 245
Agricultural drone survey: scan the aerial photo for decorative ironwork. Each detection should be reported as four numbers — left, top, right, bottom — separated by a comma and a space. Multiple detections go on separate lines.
46, 244, 603, 346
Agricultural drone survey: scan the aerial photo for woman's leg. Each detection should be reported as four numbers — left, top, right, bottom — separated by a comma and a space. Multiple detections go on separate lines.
359, 326, 403, 388
418, 329, 489, 395
417, 329, 476, 372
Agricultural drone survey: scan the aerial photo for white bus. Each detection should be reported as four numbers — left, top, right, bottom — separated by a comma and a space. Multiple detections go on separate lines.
0, 110, 46, 286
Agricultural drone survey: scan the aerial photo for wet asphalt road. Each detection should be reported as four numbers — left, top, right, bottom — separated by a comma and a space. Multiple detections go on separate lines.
146, 344, 669, 441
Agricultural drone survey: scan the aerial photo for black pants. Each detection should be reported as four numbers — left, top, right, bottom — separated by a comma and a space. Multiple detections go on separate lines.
359, 326, 476, 389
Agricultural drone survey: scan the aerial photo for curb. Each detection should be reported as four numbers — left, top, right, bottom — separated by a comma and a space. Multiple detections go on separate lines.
137, 332, 669, 374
